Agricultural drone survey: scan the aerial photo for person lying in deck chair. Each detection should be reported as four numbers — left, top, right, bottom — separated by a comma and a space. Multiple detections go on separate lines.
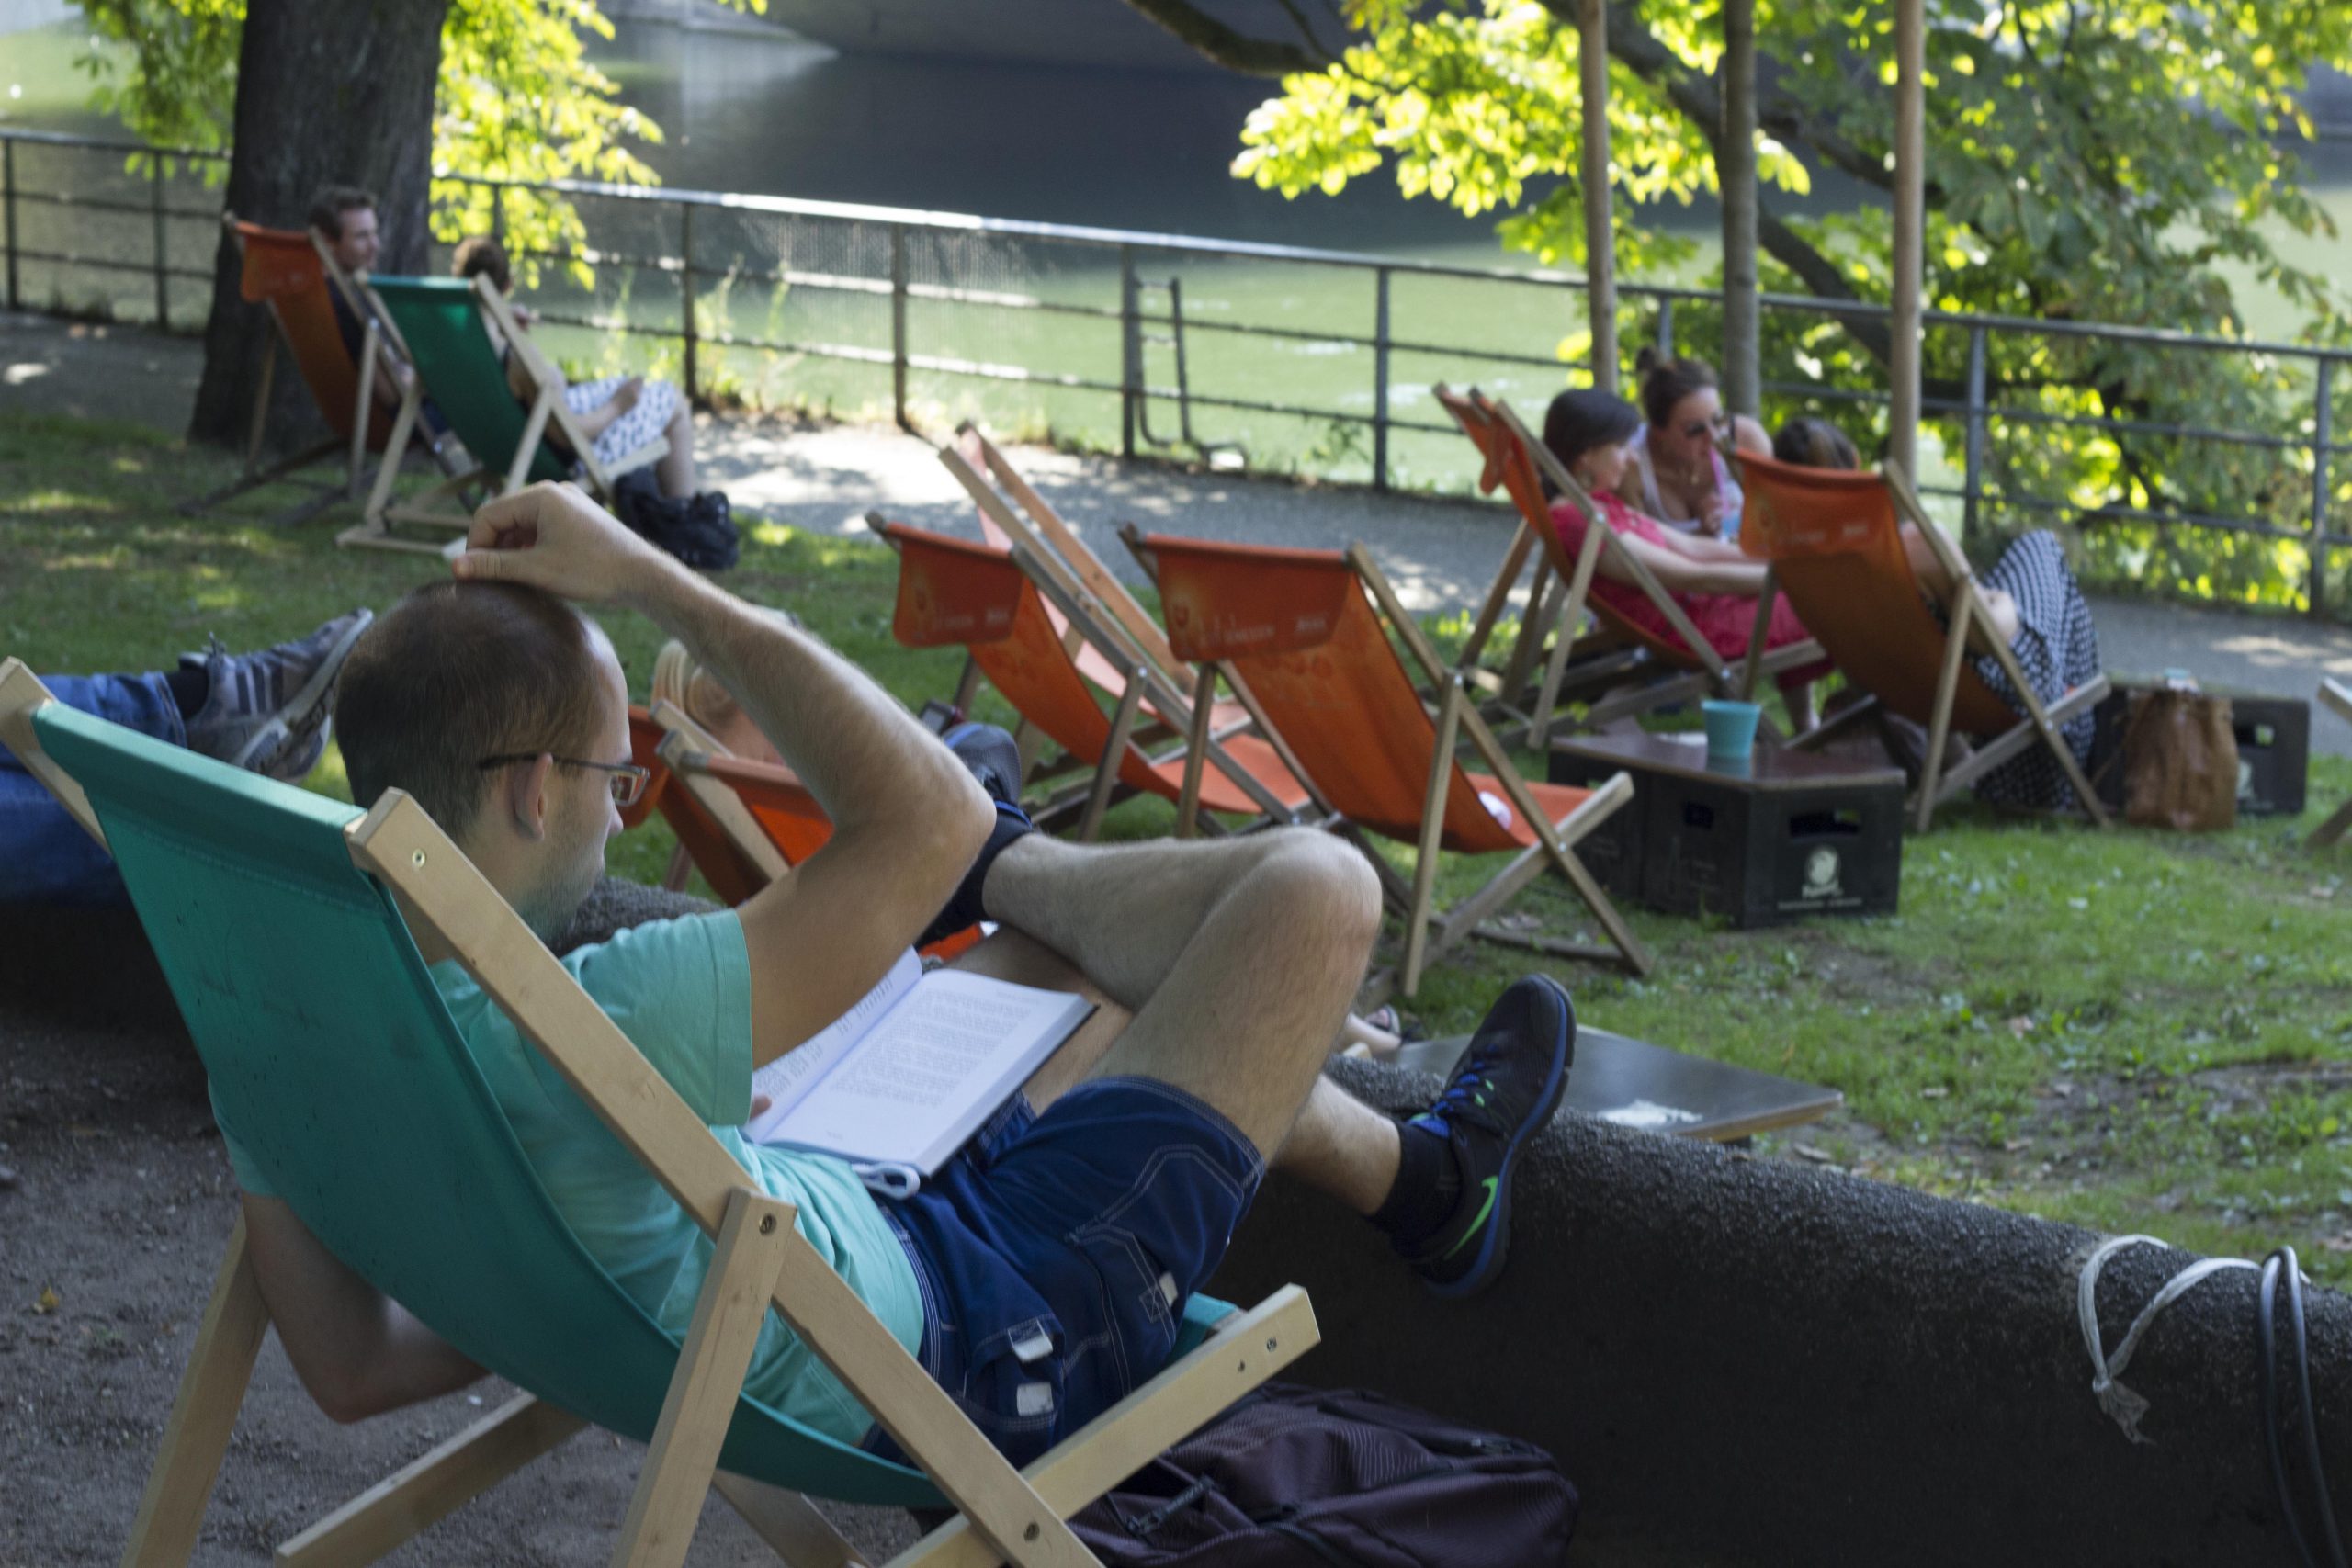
1543, 389, 1828, 728
0, 612, 372, 904
1773, 414, 2104, 812
227, 481, 1570, 1459
452, 234, 702, 500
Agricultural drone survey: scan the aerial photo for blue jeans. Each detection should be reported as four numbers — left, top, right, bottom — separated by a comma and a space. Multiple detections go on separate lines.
0, 672, 183, 904
870, 1077, 1264, 1466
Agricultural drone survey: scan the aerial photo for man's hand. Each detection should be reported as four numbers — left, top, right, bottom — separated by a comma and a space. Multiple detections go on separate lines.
451, 482, 676, 606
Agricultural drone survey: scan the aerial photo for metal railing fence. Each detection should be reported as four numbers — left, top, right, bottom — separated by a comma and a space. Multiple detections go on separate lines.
3, 126, 2344, 615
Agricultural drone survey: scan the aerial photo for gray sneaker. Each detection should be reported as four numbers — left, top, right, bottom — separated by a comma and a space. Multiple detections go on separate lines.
182, 609, 374, 781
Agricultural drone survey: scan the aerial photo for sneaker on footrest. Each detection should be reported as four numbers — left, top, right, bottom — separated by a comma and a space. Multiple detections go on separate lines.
182, 609, 374, 782
1401, 974, 1577, 1299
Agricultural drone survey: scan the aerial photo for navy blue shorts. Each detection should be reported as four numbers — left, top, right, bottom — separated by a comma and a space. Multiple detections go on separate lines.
869, 1077, 1264, 1465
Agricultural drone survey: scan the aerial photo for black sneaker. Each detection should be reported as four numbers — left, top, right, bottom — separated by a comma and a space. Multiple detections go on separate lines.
1400, 975, 1577, 1298
181, 609, 374, 781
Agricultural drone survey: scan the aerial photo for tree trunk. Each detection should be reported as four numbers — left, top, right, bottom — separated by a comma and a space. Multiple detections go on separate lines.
1889, 0, 1926, 474
1577, 0, 1616, 395
187, 0, 451, 450
1719, 0, 1758, 417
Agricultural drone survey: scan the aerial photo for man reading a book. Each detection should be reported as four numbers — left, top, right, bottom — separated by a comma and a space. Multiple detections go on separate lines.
219, 481, 1578, 1462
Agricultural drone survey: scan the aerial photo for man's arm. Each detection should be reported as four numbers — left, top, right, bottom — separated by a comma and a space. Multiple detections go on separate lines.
240, 1195, 485, 1424
454, 484, 997, 1066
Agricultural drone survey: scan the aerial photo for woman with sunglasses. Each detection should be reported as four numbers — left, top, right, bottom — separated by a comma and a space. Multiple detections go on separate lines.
1624, 349, 1772, 540
1542, 388, 1825, 728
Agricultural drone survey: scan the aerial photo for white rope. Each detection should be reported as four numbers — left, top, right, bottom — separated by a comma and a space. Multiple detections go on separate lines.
2078, 1234, 2257, 1444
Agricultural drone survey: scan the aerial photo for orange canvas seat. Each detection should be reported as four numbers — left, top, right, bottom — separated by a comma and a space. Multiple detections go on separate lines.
1132, 531, 1652, 997
870, 518, 1312, 840
177, 217, 410, 526
1435, 385, 1825, 745
1735, 452, 2110, 831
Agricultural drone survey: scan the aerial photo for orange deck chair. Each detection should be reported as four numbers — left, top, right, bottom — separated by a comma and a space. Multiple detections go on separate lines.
1734, 452, 2111, 831
629, 703, 985, 960
1131, 530, 1653, 997
2312, 678, 2352, 850
1439, 386, 1826, 745
869, 516, 1315, 840
178, 217, 410, 526
936, 425, 1256, 761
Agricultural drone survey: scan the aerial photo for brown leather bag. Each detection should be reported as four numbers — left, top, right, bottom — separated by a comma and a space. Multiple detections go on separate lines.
2120, 689, 2238, 831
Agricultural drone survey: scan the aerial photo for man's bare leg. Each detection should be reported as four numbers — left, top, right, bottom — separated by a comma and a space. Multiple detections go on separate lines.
981, 828, 1385, 1160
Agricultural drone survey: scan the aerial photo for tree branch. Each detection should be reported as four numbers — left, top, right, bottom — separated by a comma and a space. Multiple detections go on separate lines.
1114, 0, 1324, 76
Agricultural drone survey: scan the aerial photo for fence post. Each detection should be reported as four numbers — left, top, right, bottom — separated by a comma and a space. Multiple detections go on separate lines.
1657, 298, 1675, 360
1120, 243, 1139, 459
1962, 323, 1987, 549
2312, 357, 2334, 619
679, 203, 697, 405
890, 223, 909, 431
150, 157, 168, 330
490, 184, 505, 244
1372, 265, 1392, 491
5, 140, 18, 312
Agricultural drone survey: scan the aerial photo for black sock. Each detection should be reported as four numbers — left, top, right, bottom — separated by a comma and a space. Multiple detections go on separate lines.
1368, 1117, 1463, 1247
915, 799, 1033, 948
164, 667, 208, 721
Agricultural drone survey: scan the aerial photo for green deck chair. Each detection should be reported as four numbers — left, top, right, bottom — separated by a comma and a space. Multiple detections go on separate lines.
0, 660, 1316, 1568
344, 274, 669, 556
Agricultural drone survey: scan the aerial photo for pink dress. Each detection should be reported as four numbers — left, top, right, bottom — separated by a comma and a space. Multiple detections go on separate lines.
1548, 491, 1823, 682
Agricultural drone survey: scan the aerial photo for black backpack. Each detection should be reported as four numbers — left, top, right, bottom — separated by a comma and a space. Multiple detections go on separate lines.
609, 468, 739, 570
1065, 1382, 1577, 1566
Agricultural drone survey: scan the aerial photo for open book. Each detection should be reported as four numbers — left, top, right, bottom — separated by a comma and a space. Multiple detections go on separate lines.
744, 949, 1095, 1178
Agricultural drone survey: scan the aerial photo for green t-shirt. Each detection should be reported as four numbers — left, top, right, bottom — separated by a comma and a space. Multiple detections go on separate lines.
214, 909, 922, 1445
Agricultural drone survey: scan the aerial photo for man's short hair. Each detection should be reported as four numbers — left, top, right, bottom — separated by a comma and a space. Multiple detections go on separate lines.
307, 185, 378, 241
451, 234, 512, 294
337, 581, 607, 833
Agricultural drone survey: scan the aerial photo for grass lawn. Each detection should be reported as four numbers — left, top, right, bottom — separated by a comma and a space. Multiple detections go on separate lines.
8, 409, 2352, 1284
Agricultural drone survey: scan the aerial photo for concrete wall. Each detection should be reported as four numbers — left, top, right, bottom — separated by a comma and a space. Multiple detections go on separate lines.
1211, 1055, 2352, 1567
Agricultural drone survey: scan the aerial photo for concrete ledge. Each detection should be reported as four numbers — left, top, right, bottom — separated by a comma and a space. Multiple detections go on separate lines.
1212, 1055, 2351, 1568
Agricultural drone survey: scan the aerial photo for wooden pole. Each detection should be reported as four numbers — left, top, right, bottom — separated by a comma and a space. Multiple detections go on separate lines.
1720, 0, 1759, 417
1579, 0, 1617, 394
1890, 0, 1925, 472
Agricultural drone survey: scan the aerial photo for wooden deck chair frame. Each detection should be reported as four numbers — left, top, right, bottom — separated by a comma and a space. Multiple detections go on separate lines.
1470, 393, 1824, 748
344, 274, 669, 555
1119, 539, 1652, 998
178, 216, 411, 530
1430, 385, 1657, 728
0, 659, 1318, 1568
866, 515, 1313, 843
935, 432, 1271, 796
2310, 677, 2352, 849
1737, 457, 2113, 833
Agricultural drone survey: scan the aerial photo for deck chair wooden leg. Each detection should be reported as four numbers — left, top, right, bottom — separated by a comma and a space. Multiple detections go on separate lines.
1173, 662, 1218, 840
351, 383, 424, 544
1974, 615, 2110, 827
890, 1287, 1318, 1568
1916, 582, 1976, 832
1787, 692, 1880, 754
1398, 684, 1462, 998
120, 1215, 269, 1568
275, 1394, 586, 1568
505, 392, 557, 496
2310, 797, 2352, 850
1498, 558, 1558, 710
1527, 587, 1583, 751
615, 1186, 798, 1568
1459, 520, 1535, 678
1738, 569, 1778, 704
1080, 671, 1146, 843
713, 1475, 869, 1567
245, 334, 278, 475
950, 656, 985, 718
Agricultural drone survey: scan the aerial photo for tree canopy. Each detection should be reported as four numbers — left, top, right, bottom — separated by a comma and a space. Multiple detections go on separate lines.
1128, 0, 2352, 606
73, 0, 755, 278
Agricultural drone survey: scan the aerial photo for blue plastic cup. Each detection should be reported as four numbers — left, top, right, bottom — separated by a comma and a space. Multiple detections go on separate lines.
1702, 698, 1763, 764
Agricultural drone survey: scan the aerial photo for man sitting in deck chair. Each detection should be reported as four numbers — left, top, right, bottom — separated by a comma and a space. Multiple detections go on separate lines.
310, 183, 448, 443
230, 481, 1575, 1460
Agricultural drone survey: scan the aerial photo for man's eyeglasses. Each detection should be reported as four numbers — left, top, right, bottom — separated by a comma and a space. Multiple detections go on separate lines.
477, 752, 650, 809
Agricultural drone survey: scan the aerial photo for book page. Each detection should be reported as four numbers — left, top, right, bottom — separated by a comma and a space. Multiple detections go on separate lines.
742, 947, 921, 1144
760, 970, 1093, 1172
